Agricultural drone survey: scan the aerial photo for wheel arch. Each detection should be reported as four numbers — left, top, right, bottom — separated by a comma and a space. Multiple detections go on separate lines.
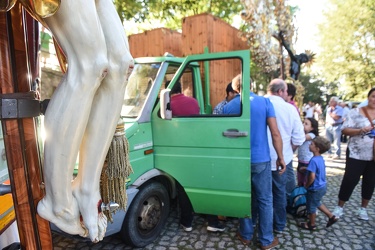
131, 168, 177, 199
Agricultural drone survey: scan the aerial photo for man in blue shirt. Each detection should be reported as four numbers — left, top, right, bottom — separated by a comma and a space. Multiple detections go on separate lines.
224, 74, 285, 249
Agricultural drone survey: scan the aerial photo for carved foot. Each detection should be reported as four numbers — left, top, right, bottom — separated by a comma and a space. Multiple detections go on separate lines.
37, 197, 86, 237
73, 189, 108, 242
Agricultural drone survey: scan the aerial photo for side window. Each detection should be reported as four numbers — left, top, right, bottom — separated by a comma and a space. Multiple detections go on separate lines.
164, 66, 199, 117
174, 58, 243, 117
163, 66, 194, 97
180, 71, 195, 98
122, 63, 159, 118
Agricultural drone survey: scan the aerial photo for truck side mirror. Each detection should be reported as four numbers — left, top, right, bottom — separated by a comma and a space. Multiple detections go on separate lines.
160, 89, 172, 120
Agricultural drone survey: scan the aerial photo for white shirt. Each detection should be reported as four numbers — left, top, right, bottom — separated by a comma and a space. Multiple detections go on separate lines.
342, 108, 374, 161
266, 95, 305, 170
305, 105, 314, 118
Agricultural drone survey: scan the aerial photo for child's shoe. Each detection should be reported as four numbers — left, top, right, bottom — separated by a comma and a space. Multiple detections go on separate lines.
326, 215, 338, 228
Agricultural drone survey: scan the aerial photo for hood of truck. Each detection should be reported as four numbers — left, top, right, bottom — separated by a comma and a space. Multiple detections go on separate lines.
123, 119, 154, 153
123, 119, 139, 140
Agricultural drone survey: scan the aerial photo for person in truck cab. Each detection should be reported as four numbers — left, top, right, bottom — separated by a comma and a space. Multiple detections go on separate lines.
166, 81, 200, 116
222, 76, 241, 114
213, 82, 236, 114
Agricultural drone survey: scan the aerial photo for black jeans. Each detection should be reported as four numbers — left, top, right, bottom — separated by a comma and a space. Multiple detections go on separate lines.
338, 149, 375, 201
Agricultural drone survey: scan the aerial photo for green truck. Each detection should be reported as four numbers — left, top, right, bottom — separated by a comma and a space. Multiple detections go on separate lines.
1, 49, 251, 248
97, 49, 251, 247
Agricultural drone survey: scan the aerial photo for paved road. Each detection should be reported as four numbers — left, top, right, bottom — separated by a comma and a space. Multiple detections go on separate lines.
53, 143, 375, 249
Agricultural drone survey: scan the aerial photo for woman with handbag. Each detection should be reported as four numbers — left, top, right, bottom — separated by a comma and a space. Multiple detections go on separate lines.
332, 88, 375, 221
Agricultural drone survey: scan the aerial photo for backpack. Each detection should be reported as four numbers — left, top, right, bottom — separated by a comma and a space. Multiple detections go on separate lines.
287, 186, 308, 218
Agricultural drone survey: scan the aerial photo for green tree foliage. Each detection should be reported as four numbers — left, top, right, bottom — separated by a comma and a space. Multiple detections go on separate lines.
318, 0, 375, 100
299, 73, 330, 105
240, 0, 296, 73
114, 0, 243, 30
113, 0, 299, 92
250, 61, 275, 94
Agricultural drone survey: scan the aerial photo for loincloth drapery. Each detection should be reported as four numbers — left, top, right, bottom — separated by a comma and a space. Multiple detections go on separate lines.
7, 0, 67, 72
1, 0, 60, 24
19, 0, 60, 22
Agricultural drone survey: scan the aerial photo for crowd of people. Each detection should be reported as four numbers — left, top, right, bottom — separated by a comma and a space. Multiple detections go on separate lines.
172, 76, 375, 250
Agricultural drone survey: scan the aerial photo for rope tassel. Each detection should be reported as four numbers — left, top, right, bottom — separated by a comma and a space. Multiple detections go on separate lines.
100, 118, 133, 222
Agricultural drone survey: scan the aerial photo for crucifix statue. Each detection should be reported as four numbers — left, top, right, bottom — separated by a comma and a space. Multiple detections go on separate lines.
278, 31, 312, 80
3, 0, 134, 243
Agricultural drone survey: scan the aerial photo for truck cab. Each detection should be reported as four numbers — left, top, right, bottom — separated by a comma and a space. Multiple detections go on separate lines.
113, 49, 251, 247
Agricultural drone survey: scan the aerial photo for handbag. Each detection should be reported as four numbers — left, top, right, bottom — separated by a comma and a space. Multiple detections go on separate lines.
361, 107, 375, 161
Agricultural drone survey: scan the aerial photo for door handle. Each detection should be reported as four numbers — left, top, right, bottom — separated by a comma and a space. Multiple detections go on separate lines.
223, 129, 248, 138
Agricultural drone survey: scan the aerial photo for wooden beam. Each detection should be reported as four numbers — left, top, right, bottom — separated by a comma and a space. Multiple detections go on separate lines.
0, 4, 52, 249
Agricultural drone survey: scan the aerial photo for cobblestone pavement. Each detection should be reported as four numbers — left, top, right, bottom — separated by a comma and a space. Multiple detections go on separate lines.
53, 143, 375, 249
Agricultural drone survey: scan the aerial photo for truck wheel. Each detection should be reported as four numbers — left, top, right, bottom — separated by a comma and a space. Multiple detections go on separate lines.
120, 181, 170, 247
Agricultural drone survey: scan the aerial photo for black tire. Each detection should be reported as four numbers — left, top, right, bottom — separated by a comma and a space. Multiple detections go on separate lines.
120, 181, 170, 247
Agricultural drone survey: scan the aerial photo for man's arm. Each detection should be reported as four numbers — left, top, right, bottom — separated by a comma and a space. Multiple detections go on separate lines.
291, 109, 306, 151
329, 111, 341, 121
267, 117, 286, 173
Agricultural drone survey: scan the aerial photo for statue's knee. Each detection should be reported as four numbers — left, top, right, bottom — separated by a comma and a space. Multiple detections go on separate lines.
93, 57, 109, 81
79, 57, 109, 89
105, 56, 132, 84
107, 46, 133, 73
124, 57, 134, 72
123, 50, 134, 68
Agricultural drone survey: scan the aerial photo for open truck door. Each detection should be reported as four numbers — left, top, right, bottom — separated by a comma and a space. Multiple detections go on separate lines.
153, 50, 251, 218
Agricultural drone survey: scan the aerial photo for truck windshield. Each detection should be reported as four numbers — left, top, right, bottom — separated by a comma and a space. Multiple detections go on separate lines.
121, 63, 160, 117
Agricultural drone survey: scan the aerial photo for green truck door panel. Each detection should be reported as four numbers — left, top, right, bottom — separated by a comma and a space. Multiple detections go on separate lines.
152, 115, 250, 217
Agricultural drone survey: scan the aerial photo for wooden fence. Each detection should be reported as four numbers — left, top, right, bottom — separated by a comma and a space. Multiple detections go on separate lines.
129, 28, 182, 58
128, 13, 249, 110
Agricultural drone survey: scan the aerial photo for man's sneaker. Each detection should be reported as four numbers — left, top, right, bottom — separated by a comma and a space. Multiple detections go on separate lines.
181, 224, 192, 232
332, 206, 344, 218
236, 231, 252, 246
217, 215, 227, 221
207, 223, 226, 232
261, 237, 279, 250
358, 207, 369, 221
332, 155, 341, 160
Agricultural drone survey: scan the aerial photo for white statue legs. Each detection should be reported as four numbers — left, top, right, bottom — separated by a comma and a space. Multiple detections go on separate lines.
71, 0, 133, 242
36, 0, 133, 243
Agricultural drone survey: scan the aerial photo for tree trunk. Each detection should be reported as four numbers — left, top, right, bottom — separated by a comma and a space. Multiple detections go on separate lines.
279, 40, 285, 79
